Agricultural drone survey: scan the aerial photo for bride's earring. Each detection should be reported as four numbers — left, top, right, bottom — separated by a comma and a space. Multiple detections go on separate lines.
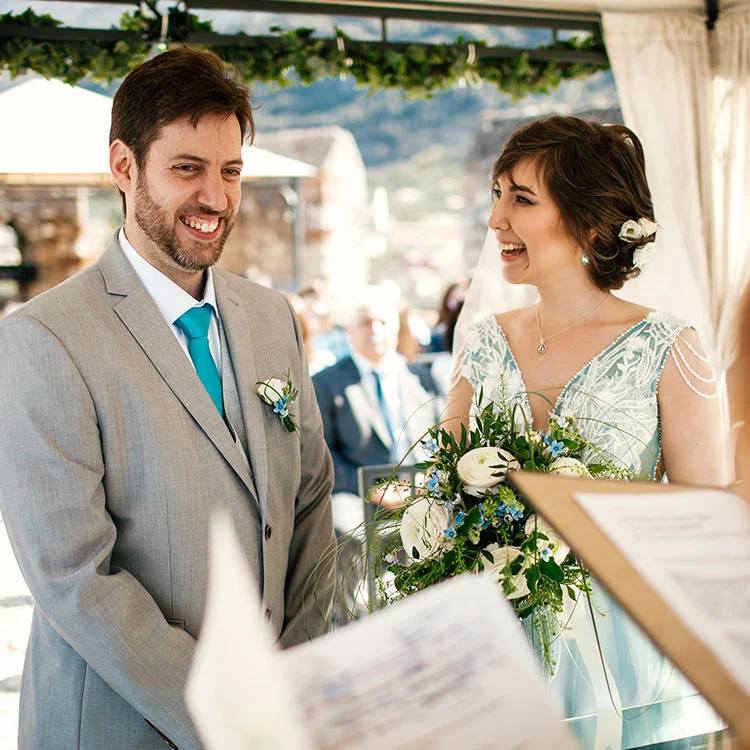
581, 254, 590, 265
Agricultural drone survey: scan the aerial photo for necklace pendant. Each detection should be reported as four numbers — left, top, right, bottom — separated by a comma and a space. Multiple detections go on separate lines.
537, 341, 547, 355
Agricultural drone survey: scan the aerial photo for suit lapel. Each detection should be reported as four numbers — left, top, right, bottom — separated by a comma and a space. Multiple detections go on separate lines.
214, 271, 268, 514
98, 239, 259, 506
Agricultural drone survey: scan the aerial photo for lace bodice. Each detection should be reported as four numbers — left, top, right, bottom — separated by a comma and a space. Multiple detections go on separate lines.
460, 311, 689, 479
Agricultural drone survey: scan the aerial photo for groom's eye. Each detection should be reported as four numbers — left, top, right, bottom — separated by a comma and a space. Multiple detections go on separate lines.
491, 188, 501, 201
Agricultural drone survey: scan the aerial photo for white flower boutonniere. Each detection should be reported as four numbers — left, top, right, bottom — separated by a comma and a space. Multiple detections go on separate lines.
256, 372, 298, 433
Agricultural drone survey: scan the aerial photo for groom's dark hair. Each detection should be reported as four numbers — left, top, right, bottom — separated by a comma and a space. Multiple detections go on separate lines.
491, 115, 655, 291
110, 47, 254, 213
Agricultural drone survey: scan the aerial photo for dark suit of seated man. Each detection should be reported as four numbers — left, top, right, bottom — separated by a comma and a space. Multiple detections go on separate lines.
313, 287, 443, 533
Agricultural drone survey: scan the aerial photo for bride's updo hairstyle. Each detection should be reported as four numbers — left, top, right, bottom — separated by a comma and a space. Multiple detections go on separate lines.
491, 115, 656, 291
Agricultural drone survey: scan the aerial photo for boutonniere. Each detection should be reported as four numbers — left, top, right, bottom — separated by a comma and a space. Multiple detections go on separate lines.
256, 372, 298, 433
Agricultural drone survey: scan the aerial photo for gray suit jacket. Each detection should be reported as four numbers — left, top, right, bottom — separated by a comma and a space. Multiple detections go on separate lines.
312, 355, 442, 495
0, 237, 335, 749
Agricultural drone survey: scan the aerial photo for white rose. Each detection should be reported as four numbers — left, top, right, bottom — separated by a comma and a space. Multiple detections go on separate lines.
548, 457, 591, 478
400, 497, 450, 561
618, 219, 642, 242
633, 243, 658, 270
257, 378, 286, 404
456, 447, 520, 497
524, 514, 570, 565
637, 217, 659, 237
481, 544, 530, 599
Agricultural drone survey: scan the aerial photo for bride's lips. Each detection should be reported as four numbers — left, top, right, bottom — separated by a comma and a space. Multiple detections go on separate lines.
498, 242, 527, 263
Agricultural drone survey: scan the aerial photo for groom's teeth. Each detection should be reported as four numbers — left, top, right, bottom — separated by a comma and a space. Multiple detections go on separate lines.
182, 217, 219, 234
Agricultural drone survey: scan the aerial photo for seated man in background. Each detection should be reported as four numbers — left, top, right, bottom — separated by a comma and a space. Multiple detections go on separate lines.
313, 285, 443, 533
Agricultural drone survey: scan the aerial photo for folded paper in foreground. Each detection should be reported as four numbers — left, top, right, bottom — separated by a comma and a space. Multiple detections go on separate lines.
186, 511, 577, 750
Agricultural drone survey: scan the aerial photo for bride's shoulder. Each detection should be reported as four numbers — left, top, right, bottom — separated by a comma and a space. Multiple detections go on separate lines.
612, 299, 687, 331
492, 306, 535, 335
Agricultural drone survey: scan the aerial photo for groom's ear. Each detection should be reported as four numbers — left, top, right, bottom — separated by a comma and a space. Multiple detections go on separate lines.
110, 139, 137, 196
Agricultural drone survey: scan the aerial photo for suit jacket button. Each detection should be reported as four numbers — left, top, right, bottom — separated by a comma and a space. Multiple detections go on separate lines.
264, 524, 272, 540
264, 608, 271, 622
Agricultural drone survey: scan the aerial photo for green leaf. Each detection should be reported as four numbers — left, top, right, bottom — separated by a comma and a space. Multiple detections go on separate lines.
526, 564, 541, 594
540, 559, 565, 583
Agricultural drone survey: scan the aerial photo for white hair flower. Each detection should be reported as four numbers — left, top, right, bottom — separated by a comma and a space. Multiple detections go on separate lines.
618, 217, 658, 243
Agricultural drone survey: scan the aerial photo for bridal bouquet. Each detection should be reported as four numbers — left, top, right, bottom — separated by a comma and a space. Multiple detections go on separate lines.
369, 389, 640, 670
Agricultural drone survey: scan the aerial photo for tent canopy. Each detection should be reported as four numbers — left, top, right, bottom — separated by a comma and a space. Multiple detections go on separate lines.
0, 77, 316, 186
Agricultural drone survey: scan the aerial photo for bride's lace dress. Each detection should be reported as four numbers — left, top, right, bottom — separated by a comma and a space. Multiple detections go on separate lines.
461, 311, 723, 749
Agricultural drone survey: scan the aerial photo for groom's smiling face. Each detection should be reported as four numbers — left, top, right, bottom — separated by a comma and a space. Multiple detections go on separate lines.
112, 112, 244, 292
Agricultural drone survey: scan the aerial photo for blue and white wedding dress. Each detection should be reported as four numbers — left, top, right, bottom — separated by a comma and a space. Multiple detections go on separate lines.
460, 310, 724, 750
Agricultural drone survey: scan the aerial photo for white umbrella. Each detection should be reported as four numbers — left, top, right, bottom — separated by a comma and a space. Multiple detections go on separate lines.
0, 77, 315, 185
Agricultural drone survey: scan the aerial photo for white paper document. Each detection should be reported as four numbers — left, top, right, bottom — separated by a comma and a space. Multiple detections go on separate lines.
576, 489, 750, 697
186, 512, 577, 750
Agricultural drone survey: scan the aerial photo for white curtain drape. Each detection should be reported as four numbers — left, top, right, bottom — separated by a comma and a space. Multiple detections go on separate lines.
602, 8, 750, 368
712, 7, 750, 360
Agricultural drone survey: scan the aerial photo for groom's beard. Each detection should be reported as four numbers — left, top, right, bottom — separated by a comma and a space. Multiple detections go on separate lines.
133, 176, 235, 272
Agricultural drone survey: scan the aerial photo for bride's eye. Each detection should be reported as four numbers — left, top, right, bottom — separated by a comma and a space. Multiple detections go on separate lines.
515, 195, 533, 205
491, 188, 501, 201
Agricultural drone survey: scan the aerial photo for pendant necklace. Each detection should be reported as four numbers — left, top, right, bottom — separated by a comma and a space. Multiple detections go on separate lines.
535, 292, 611, 355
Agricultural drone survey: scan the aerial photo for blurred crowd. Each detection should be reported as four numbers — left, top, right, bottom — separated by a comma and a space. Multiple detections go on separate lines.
288, 277, 468, 394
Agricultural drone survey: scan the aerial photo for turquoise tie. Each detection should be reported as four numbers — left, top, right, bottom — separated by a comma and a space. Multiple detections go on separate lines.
175, 306, 224, 417
372, 369, 396, 454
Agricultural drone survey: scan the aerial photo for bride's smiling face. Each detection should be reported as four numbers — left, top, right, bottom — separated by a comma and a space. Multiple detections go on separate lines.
488, 158, 583, 287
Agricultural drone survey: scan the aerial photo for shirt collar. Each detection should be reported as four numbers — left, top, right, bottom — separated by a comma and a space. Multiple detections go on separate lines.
118, 227, 218, 325
350, 348, 399, 380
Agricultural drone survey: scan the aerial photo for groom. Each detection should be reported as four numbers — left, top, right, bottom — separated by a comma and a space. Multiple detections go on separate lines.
0, 48, 334, 749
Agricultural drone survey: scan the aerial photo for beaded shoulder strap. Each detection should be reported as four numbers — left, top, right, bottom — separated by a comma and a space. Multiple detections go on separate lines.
648, 312, 718, 400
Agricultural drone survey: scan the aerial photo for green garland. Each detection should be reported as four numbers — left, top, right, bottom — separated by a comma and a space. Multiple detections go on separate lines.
0, 9, 153, 84
0, 8, 607, 98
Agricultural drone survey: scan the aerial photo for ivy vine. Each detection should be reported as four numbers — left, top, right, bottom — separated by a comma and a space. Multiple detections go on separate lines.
0, 9, 153, 84
0, 8, 607, 98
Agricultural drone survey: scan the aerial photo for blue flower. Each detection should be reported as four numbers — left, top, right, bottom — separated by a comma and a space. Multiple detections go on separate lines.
422, 437, 440, 456
443, 528, 456, 540
455, 512, 466, 527
546, 439, 566, 458
426, 471, 445, 492
273, 400, 289, 417
507, 505, 523, 521
496, 503, 523, 523
539, 546, 552, 562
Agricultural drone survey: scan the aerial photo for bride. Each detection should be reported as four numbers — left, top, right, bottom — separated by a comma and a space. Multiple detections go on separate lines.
445, 116, 727, 748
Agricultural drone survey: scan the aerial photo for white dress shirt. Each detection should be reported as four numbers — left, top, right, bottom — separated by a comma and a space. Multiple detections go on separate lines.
350, 349, 409, 458
118, 228, 222, 374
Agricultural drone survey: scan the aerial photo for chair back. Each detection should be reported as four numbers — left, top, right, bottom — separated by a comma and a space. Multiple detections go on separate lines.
356, 463, 424, 610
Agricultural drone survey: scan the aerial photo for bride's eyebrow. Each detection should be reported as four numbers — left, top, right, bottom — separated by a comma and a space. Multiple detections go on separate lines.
509, 182, 536, 196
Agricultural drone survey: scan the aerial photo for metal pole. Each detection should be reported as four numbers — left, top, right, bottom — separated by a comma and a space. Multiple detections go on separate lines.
292, 177, 305, 290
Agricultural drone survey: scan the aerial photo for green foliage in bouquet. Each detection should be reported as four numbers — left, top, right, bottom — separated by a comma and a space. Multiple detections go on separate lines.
369, 388, 642, 670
